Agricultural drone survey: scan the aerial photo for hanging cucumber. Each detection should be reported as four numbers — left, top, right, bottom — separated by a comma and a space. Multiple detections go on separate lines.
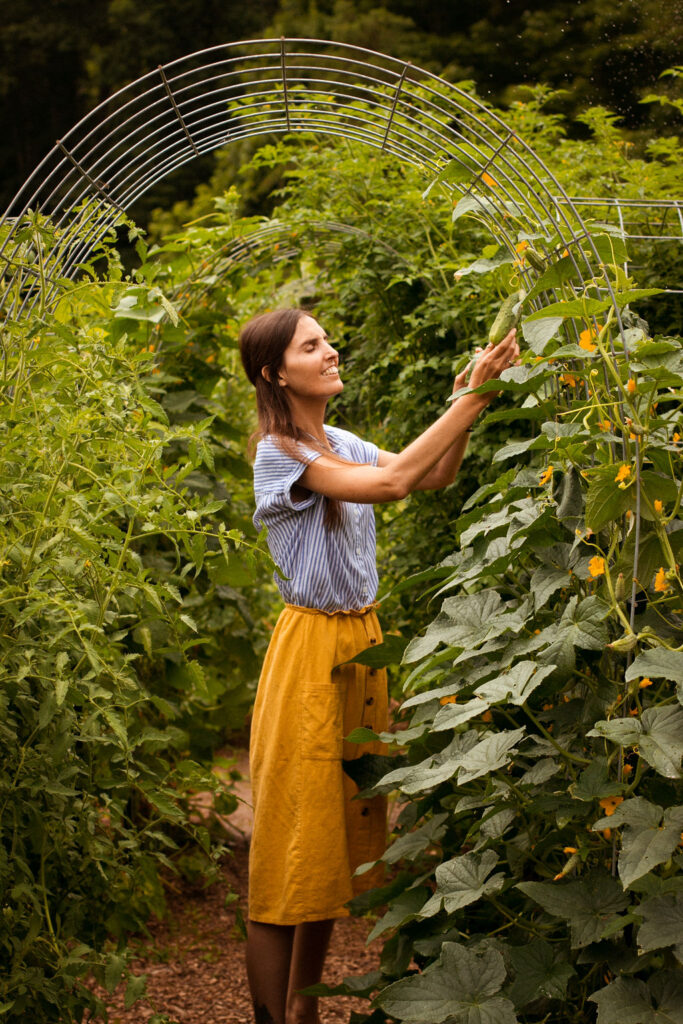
525, 246, 547, 273
488, 289, 526, 345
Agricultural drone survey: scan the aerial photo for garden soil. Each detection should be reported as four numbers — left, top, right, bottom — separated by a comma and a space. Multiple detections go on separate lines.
98, 750, 382, 1024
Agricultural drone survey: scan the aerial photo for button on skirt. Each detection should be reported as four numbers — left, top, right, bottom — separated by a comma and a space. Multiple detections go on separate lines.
248, 603, 389, 925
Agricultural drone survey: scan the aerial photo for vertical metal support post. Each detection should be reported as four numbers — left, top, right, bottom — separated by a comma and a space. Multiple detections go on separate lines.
280, 38, 291, 131
158, 65, 200, 157
381, 63, 410, 150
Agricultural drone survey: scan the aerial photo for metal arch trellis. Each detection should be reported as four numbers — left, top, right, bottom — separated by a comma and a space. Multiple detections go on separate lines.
0, 35, 681, 325
0, 36, 679, 641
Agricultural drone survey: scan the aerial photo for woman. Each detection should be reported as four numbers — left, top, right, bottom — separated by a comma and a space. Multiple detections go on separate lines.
239, 307, 519, 1024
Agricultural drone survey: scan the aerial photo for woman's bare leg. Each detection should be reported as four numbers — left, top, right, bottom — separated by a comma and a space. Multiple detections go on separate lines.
286, 919, 335, 1024
246, 920, 295, 1024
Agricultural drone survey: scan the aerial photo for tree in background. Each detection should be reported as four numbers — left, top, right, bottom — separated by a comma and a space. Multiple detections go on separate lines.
1, 0, 679, 212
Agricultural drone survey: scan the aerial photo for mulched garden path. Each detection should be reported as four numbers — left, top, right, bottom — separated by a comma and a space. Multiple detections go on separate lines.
98, 750, 381, 1024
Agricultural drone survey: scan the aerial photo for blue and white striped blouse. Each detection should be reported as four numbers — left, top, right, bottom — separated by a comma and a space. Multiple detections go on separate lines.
253, 425, 379, 613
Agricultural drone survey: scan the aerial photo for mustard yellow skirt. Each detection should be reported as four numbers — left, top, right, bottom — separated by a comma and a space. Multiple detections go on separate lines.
248, 603, 388, 925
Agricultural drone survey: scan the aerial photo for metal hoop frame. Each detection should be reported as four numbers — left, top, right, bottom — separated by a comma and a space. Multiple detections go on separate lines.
1, 37, 680, 322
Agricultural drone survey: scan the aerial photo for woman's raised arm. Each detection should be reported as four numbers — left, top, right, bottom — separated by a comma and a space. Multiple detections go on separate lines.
299, 329, 518, 504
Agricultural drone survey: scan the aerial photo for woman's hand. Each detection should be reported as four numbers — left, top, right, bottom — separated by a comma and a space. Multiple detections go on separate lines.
466, 329, 520, 404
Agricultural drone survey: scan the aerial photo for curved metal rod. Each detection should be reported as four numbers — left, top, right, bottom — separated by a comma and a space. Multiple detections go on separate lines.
1, 36, 680, 323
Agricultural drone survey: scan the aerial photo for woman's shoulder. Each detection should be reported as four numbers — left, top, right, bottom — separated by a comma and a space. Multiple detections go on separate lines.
324, 424, 378, 464
253, 434, 321, 492
323, 424, 363, 449
255, 433, 317, 460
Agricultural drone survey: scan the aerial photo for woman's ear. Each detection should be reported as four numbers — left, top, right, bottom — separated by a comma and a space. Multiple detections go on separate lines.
262, 364, 287, 387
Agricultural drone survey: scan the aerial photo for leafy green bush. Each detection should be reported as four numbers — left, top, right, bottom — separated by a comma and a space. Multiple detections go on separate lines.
337, 217, 683, 1022
0, 244, 267, 1020
174, 86, 682, 1024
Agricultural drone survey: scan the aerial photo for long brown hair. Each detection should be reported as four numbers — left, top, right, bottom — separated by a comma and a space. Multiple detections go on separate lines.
239, 308, 345, 526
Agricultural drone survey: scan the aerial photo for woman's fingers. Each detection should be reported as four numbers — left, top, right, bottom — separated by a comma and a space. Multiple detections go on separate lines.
453, 363, 472, 390
483, 331, 519, 373
454, 330, 521, 395
471, 334, 518, 384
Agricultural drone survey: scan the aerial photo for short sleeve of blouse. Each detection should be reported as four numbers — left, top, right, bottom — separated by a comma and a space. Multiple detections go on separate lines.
324, 425, 379, 467
253, 437, 323, 529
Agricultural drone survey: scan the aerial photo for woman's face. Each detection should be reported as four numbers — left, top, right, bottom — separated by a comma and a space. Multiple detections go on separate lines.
276, 315, 343, 400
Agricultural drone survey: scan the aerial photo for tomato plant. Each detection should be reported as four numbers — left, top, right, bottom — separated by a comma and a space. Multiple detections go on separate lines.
0, 219, 271, 1021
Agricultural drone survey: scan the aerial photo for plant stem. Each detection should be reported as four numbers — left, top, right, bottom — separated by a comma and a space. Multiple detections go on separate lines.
521, 701, 590, 765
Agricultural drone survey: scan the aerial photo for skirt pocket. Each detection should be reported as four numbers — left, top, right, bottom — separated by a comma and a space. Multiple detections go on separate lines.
301, 681, 345, 760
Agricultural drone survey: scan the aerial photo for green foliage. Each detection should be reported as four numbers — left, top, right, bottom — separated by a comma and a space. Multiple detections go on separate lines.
0, 228, 270, 1020
342, 214, 683, 1019
3, 77, 682, 1022
142, 87, 682, 1024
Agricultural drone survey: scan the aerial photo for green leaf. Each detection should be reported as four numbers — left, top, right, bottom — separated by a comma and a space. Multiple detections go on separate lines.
639, 706, 683, 779
346, 727, 379, 744
376, 942, 516, 1024
540, 595, 610, 674
589, 972, 683, 1024
419, 850, 505, 918
344, 634, 409, 668
102, 707, 128, 746
382, 813, 449, 865
481, 807, 516, 839
367, 887, 431, 943
638, 894, 683, 953
517, 872, 629, 948
591, 233, 630, 267
521, 316, 564, 353
453, 246, 515, 277
422, 155, 481, 196
457, 727, 526, 785
301, 970, 383, 998
570, 758, 624, 801
452, 193, 522, 222
616, 528, 669, 589
55, 676, 69, 706
379, 732, 479, 795
530, 566, 571, 610
403, 590, 500, 662
592, 798, 683, 888
124, 973, 147, 1009
519, 758, 560, 787
113, 293, 165, 323
525, 297, 612, 322
475, 661, 556, 706
104, 953, 127, 994
524, 255, 581, 304
403, 590, 524, 664
492, 436, 550, 463
613, 287, 663, 305
587, 718, 642, 746
508, 939, 576, 1007
585, 465, 634, 531
432, 696, 490, 732
138, 784, 183, 821
625, 650, 683, 698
